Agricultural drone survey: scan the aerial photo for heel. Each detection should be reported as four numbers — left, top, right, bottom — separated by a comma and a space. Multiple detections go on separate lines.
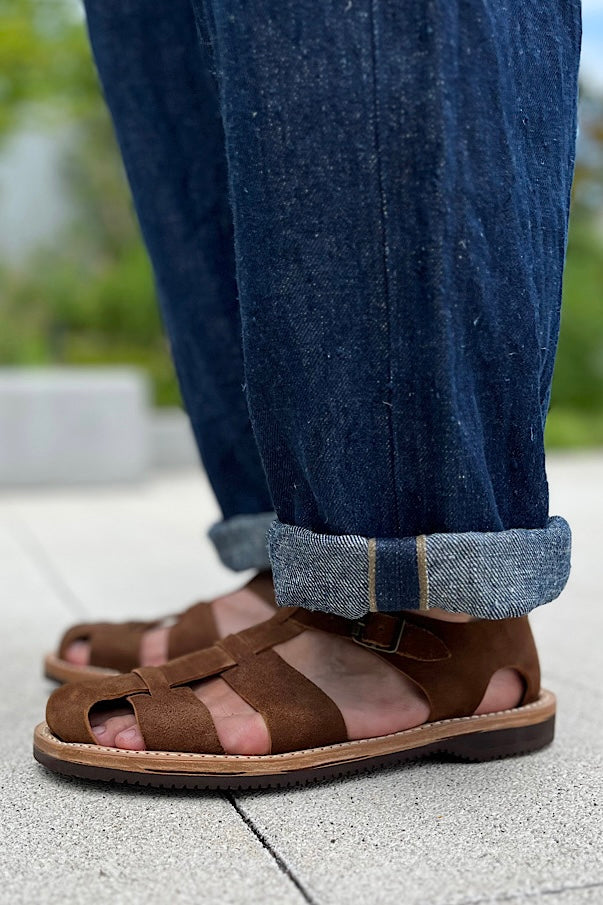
442, 714, 555, 762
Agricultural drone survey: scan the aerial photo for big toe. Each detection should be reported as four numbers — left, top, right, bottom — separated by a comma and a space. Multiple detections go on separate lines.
64, 640, 90, 666
113, 724, 146, 750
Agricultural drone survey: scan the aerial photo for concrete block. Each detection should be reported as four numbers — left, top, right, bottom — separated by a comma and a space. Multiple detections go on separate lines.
149, 407, 200, 469
0, 367, 150, 485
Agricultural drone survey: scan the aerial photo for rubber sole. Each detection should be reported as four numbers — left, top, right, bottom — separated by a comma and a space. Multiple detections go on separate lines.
33, 690, 556, 791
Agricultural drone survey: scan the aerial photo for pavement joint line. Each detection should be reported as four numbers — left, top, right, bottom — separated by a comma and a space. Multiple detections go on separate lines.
451, 880, 603, 905
7, 515, 89, 619
224, 793, 319, 905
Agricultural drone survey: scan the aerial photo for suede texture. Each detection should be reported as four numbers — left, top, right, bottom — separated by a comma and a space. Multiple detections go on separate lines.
58, 621, 159, 673
46, 607, 540, 754
294, 610, 540, 721
130, 667, 224, 753
55, 571, 276, 672
219, 634, 347, 753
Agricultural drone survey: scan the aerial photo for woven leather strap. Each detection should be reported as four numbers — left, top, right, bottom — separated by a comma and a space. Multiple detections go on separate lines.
129, 667, 223, 754
219, 633, 347, 753
47, 606, 540, 753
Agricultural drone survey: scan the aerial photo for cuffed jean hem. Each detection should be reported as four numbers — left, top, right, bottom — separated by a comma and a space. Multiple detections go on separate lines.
266, 516, 571, 620
209, 512, 275, 572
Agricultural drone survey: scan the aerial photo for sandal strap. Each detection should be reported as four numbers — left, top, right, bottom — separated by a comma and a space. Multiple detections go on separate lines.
218, 633, 347, 753
167, 602, 219, 659
292, 609, 540, 722
293, 610, 450, 659
58, 621, 159, 672
56, 571, 276, 670
167, 570, 276, 658
89, 622, 154, 672
130, 667, 223, 754
46, 672, 148, 745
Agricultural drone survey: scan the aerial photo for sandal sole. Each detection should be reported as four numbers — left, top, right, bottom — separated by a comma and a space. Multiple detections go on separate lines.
33, 689, 555, 791
44, 654, 120, 685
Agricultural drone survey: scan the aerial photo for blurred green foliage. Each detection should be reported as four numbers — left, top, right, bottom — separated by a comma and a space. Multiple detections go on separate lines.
546, 220, 603, 447
0, 0, 98, 134
0, 0, 181, 405
545, 86, 603, 448
1, 0, 603, 444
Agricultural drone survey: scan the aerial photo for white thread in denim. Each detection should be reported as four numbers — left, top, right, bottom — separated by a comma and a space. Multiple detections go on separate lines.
423, 516, 571, 618
267, 522, 371, 619
268, 515, 571, 620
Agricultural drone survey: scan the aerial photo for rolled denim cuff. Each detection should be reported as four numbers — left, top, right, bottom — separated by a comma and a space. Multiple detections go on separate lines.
267, 515, 571, 620
209, 512, 275, 572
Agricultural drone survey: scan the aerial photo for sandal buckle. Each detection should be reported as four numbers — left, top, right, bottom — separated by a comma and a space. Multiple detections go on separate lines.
351, 615, 406, 653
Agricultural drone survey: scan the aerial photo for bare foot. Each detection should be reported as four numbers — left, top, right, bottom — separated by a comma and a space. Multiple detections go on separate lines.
64, 581, 276, 669
89, 615, 524, 754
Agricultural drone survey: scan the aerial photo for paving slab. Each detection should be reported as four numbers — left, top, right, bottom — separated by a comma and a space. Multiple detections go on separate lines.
234, 681, 602, 905
231, 454, 603, 905
1, 453, 601, 905
1, 469, 239, 623
0, 522, 303, 905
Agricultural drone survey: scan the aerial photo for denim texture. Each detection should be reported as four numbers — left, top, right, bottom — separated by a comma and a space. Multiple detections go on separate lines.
268, 516, 571, 619
85, 0, 580, 617
209, 512, 274, 571
83, 0, 273, 527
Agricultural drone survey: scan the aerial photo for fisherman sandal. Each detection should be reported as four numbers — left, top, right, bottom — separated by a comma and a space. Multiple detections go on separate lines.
44, 571, 275, 684
34, 606, 555, 790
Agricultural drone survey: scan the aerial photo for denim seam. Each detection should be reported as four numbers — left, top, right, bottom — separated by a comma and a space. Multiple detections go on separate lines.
368, 537, 378, 612
416, 534, 430, 610
367, 0, 401, 536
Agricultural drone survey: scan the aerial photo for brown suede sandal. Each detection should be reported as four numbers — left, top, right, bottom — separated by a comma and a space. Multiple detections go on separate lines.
34, 607, 555, 791
43, 572, 276, 684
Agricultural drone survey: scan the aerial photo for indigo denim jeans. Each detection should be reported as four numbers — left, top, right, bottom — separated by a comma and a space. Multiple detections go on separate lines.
83, 0, 581, 620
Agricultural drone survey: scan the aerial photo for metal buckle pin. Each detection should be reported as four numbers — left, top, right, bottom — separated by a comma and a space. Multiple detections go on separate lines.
351, 616, 406, 653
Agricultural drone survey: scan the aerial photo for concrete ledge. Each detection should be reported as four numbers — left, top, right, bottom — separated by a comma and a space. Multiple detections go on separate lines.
149, 408, 200, 470
0, 367, 150, 485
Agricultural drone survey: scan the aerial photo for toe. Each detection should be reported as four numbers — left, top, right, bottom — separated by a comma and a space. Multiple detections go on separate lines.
194, 677, 271, 755
64, 640, 90, 666
91, 710, 138, 746
114, 725, 146, 750
216, 713, 271, 755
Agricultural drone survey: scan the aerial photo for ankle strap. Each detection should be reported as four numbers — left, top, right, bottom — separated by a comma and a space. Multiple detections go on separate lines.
292, 608, 540, 721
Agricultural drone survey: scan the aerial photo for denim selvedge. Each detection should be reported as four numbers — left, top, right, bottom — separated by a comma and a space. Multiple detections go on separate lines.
85, 0, 580, 617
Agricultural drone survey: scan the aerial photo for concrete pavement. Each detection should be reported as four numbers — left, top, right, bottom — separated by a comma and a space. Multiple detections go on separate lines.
1, 454, 601, 905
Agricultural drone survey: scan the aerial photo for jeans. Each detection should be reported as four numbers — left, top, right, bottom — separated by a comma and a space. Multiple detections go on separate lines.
83, 0, 581, 619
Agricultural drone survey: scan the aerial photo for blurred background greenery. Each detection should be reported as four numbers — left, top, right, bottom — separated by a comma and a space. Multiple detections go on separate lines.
1, 0, 603, 445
